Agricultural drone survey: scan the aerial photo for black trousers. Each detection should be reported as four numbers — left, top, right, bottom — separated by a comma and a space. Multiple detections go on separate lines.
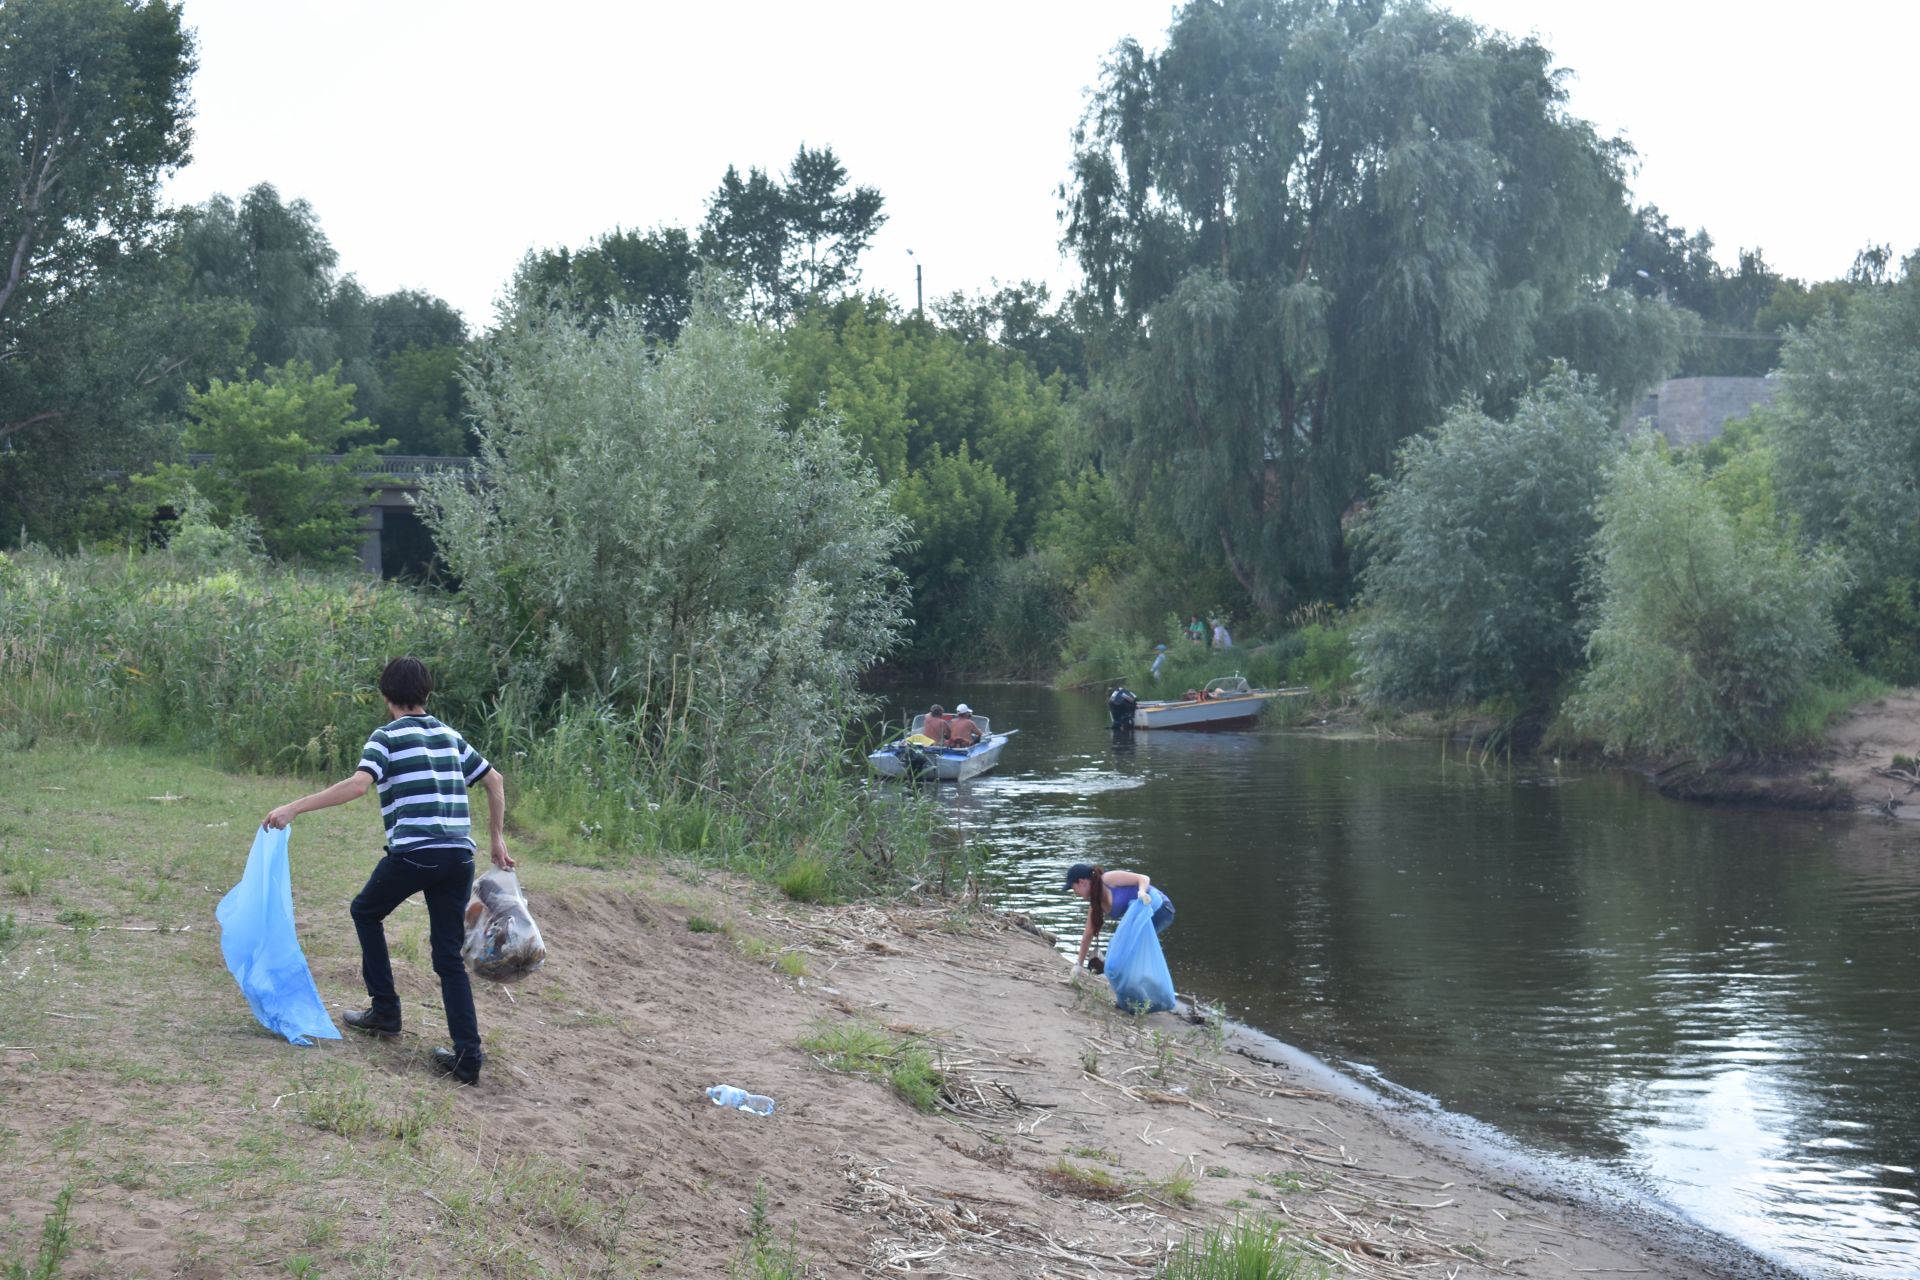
349, 845, 480, 1061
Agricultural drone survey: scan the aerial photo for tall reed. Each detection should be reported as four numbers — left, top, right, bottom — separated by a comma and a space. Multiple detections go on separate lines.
0, 550, 947, 895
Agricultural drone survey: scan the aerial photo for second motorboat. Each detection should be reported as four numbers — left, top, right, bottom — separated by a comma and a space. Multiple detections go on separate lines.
1117, 675, 1304, 730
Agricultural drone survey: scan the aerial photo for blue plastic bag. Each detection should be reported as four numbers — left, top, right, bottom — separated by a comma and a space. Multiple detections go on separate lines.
1105, 887, 1176, 1013
216, 827, 340, 1046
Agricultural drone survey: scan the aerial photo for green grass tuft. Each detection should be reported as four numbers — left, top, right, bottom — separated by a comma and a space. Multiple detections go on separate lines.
1155, 1216, 1325, 1279
796, 1019, 947, 1112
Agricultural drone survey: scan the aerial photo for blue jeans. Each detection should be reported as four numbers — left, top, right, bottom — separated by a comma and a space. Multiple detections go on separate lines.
1149, 898, 1175, 933
350, 846, 479, 1061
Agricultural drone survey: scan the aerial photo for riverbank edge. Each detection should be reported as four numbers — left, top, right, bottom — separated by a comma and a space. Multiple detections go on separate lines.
1002, 912, 1804, 1280
1291, 691, 1920, 819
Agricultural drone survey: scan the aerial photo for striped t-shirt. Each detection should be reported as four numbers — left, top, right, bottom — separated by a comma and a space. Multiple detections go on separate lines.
355, 715, 492, 854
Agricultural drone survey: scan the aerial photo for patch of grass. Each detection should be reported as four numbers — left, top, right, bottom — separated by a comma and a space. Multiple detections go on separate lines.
686, 914, 722, 933
1142, 1164, 1197, 1207
296, 1067, 448, 1146
797, 1019, 948, 1112
1, 845, 50, 899
53, 907, 101, 931
1156, 1217, 1325, 1280
2, 1184, 74, 1280
773, 950, 808, 979
1775, 671, 1892, 750
1067, 1145, 1113, 1162
775, 855, 831, 903
1040, 1157, 1125, 1200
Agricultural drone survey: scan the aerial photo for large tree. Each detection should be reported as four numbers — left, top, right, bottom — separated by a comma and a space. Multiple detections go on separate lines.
700, 145, 884, 326
0, 0, 193, 326
1064, 0, 1663, 615
513, 225, 697, 342
0, 0, 252, 542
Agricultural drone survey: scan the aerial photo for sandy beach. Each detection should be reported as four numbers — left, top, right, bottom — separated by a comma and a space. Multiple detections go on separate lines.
4, 841, 1803, 1277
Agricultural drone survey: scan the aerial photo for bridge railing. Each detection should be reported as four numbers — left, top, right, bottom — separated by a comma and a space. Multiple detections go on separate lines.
183, 453, 477, 480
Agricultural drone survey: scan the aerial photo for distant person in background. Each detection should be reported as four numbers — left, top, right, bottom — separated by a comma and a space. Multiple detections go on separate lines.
1150, 643, 1169, 682
1187, 615, 1207, 646
1211, 619, 1232, 650
1064, 862, 1175, 970
948, 703, 983, 746
922, 704, 952, 746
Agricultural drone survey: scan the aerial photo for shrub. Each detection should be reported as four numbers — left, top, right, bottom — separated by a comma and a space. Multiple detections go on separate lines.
1355, 369, 1618, 707
424, 288, 908, 756
1567, 443, 1844, 759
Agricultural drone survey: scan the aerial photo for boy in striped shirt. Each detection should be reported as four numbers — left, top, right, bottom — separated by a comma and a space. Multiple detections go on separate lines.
264, 657, 514, 1085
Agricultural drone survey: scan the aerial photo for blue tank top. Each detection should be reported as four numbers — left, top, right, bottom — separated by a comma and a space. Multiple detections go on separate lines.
1109, 883, 1143, 920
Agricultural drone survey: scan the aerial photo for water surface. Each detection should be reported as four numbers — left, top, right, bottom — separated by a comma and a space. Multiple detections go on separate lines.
876, 684, 1920, 1278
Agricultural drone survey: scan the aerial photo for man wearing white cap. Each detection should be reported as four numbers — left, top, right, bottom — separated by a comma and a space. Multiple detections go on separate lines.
948, 703, 982, 747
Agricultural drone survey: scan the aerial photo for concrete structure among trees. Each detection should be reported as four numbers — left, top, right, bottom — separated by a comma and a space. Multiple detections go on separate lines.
1626, 376, 1779, 447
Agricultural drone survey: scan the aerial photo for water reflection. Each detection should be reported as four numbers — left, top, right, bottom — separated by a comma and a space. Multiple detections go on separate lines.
875, 683, 1920, 1278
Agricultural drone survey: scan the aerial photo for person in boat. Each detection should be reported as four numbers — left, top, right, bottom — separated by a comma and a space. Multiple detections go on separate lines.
1065, 862, 1175, 970
922, 704, 952, 747
948, 703, 983, 747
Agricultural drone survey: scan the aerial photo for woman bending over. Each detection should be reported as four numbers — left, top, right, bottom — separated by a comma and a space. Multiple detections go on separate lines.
1064, 862, 1175, 970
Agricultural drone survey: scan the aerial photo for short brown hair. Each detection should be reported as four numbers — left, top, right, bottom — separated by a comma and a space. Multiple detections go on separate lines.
378, 657, 433, 709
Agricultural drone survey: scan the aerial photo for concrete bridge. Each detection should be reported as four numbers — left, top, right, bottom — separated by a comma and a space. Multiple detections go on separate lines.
185, 452, 475, 576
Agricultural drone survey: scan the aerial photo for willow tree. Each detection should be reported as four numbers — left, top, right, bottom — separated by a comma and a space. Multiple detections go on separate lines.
1065, 0, 1648, 614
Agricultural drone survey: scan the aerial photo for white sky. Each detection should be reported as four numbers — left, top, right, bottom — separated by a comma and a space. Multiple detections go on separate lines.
163, 0, 1920, 328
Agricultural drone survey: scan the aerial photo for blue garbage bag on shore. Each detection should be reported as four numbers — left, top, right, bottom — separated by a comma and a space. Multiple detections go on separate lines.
1106, 887, 1176, 1013
217, 827, 340, 1046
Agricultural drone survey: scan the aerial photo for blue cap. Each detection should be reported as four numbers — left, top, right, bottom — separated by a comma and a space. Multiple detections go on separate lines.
1064, 862, 1095, 890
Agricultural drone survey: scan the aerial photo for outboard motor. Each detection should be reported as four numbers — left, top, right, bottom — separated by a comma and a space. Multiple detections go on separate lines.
1108, 686, 1138, 731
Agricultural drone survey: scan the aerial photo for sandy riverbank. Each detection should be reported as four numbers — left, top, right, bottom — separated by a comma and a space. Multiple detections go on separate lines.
5, 860, 1800, 1277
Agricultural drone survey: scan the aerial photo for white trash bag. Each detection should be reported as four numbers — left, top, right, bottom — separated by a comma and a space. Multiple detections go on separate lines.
462, 868, 547, 983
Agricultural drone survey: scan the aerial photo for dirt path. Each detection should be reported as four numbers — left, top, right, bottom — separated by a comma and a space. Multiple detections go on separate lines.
5, 863, 1793, 1277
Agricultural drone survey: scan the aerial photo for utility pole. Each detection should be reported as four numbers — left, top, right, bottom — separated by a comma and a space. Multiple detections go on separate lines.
908, 249, 923, 318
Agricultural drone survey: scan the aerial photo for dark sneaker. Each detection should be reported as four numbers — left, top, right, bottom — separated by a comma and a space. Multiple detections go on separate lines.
343, 1008, 401, 1038
430, 1047, 482, 1085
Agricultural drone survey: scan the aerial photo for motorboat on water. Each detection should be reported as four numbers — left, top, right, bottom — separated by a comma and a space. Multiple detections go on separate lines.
1129, 675, 1306, 730
868, 713, 1012, 782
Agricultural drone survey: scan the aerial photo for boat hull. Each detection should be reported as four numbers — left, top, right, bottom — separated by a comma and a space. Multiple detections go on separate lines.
1132, 692, 1279, 730
868, 735, 1008, 781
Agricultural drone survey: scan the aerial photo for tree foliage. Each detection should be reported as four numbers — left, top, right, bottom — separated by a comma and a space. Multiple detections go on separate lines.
0, 0, 194, 326
1770, 252, 1920, 680
173, 362, 385, 562
700, 145, 884, 325
1568, 443, 1843, 759
513, 225, 697, 342
1356, 369, 1619, 706
1064, 0, 1663, 617
421, 293, 907, 736
0, 0, 251, 543
775, 297, 1071, 664
180, 184, 346, 370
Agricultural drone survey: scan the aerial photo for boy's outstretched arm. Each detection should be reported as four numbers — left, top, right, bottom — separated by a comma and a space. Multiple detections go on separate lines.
264, 770, 373, 830
482, 769, 515, 870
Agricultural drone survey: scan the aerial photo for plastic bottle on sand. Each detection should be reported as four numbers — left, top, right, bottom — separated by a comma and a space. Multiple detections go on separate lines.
706, 1084, 775, 1116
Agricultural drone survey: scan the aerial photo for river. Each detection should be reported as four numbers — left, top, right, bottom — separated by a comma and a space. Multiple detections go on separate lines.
874, 684, 1920, 1279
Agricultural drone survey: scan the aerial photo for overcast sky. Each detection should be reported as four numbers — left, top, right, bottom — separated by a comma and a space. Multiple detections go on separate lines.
162, 0, 1920, 327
